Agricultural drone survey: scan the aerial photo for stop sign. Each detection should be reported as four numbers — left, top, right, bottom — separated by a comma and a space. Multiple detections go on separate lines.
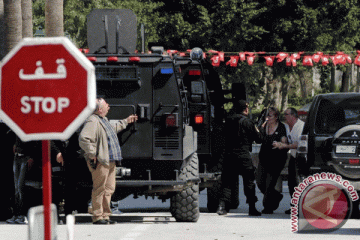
0, 37, 96, 141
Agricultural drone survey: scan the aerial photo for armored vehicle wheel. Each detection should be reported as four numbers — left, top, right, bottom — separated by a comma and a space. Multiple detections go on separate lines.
170, 153, 200, 222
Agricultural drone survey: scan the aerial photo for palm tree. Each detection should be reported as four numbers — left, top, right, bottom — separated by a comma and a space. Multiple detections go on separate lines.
3, 0, 22, 55
21, 0, 33, 38
0, 0, 5, 60
45, 0, 64, 37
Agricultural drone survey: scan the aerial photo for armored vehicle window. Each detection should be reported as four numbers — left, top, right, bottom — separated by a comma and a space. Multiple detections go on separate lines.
97, 81, 140, 98
315, 97, 360, 134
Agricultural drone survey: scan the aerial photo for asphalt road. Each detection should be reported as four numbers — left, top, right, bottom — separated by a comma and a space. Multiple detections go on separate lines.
1, 178, 360, 240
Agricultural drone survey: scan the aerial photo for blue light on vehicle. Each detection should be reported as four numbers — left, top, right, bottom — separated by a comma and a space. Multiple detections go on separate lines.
160, 68, 174, 74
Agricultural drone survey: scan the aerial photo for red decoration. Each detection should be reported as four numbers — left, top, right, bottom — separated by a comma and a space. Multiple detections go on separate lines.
354, 55, 360, 66
330, 56, 336, 65
303, 56, 313, 66
286, 53, 301, 67
264, 56, 275, 66
344, 54, 352, 64
332, 53, 347, 66
321, 55, 330, 66
167, 50, 178, 54
286, 57, 291, 66
276, 52, 288, 62
292, 53, 301, 60
218, 52, 225, 62
167, 50, 178, 56
161, 49, 358, 68
226, 56, 239, 67
211, 55, 220, 67
286, 57, 297, 67
239, 52, 246, 61
247, 55, 256, 66
312, 52, 323, 63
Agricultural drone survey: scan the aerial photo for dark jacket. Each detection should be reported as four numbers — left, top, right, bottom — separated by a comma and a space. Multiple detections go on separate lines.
14, 136, 41, 160
225, 113, 261, 152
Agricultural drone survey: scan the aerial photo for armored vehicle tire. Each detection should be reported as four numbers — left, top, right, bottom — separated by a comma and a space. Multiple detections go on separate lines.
170, 153, 200, 222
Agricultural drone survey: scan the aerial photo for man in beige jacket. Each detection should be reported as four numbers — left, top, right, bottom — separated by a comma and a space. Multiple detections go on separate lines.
79, 98, 137, 224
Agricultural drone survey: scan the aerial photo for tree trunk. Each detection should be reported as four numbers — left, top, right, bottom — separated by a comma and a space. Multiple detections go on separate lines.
45, 0, 64, 37
280, 76, 292, 112
0, 0, 5, 60
340, 65, 351, 92
356, 66, 360, 92
330, 66, 336, 92
4, 0, 22, 55
298, 70, 307, 98
21, 0, 32, 38
263, 77, 281, 109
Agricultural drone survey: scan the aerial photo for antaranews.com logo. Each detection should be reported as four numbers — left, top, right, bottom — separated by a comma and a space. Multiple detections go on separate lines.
291, 172, 359, 233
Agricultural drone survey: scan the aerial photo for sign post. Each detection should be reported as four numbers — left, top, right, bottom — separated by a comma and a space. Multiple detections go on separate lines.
42, 140, 51, 239
0, 37, 96, 240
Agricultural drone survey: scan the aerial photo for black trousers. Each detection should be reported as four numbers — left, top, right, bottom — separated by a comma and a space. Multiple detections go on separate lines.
256, 158, 286, 210
220, 152, 258, 204
13, 155, 29, 216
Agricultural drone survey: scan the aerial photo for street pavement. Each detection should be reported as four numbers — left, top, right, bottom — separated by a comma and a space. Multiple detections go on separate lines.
1, 178, 360, 240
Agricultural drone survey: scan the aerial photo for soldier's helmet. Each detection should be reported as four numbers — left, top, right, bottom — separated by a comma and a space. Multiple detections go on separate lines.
190, 47, 204, 61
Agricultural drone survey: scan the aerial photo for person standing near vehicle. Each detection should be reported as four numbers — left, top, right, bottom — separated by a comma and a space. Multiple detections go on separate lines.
79, 98, 137, 224
256, 107, 288, 214
217, 100, 262, 216
273, 108, 305, 214
52, 128, 88, 220
6, 136, 40, 224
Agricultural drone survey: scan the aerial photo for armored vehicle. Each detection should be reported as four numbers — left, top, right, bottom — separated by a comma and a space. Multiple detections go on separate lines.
79, 9, 232, 222
11, 9, 242, 220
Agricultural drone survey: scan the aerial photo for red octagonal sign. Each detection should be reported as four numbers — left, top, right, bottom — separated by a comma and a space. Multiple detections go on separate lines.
0, 37, 96, 141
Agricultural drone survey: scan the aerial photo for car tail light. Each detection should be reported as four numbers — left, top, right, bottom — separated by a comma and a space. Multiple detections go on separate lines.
87, 57, 97, 62
194, 114, 204, 124
349, 159, 360, 165
189, 69, 201, 75
129, 57, 140, 62
83, 49, 89, 54
107, 56, 118, 62
165, 114, 178, 127
297, 135, 308, 153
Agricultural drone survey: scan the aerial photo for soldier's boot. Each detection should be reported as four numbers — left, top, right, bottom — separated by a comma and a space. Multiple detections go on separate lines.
216, 201, 227, 215
248, 202, 261, 216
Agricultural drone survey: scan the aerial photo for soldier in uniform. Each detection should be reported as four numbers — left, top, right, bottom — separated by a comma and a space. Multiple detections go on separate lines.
217, 100, 262, 216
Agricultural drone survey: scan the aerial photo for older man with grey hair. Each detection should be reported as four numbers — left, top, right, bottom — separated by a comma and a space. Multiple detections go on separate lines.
79, 98, 137, 224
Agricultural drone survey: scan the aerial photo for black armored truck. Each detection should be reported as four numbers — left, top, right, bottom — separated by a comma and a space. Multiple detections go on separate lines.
79, 9, 228, 222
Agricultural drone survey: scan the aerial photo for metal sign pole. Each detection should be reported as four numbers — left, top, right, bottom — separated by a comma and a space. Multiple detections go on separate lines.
42, 140, 52, 240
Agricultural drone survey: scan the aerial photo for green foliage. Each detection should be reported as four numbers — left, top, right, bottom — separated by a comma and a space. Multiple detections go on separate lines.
30, 0, 360, 102
33, 0, 164, 49
209, 0, 267, 51
288, 94, 313, 107
319, 65, 332, 93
